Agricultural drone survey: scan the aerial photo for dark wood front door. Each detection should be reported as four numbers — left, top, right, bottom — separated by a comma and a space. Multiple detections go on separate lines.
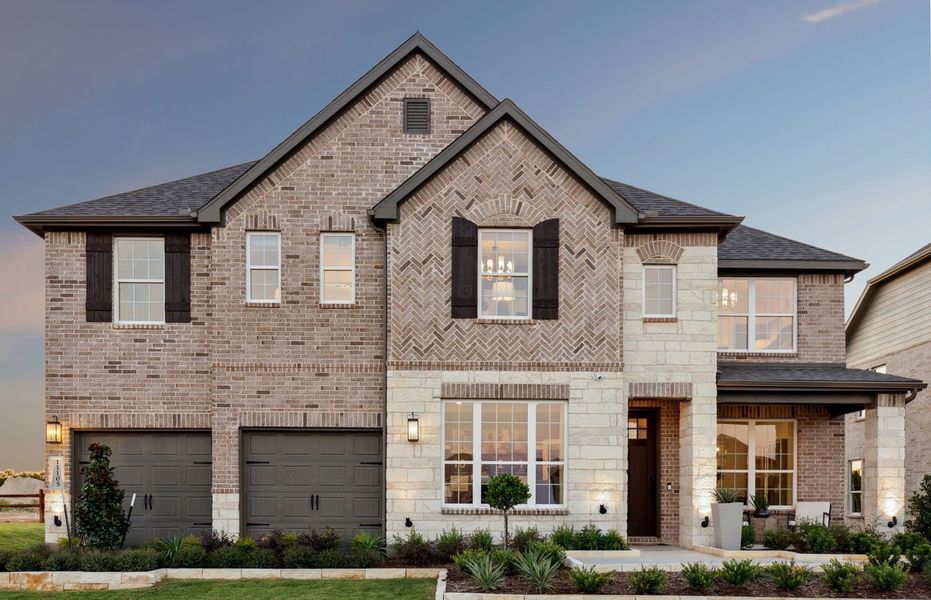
627, 410, 658, 537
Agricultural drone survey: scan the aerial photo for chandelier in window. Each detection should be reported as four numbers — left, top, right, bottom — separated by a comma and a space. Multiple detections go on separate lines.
483, 245, 515, 302
719, 287, 738, 309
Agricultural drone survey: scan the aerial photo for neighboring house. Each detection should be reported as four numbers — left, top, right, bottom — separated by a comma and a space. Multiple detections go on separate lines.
845, 243, 931, 525
14, 33, 925, 548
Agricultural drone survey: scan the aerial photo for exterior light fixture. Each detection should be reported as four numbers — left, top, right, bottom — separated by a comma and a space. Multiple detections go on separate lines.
405, 517, 413, 528
599, 504, 607, 515
888, 515, 898, 528
46, 416, 62, 444
701, 516, 710, 528
407, 413, 419, 442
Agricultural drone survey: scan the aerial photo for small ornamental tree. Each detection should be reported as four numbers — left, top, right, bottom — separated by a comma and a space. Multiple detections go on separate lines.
906, 475, 931, 540
73, 443, 130, 549
485, 473, 531, 548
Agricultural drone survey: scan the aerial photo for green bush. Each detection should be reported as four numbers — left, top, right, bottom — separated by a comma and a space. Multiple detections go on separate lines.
436, 528, 466, 561
849, 528, 883, 554
350, 531, 384, 552
681, 562, 717, 591
904, 542, 931, 572
246, 548, 278, 568
484, 473, 531, 548
235, 536, 257, 550
719, 559, 761, 586
197, 530, 234, 552
391, 529, 436, 566
72, 443, 130, 550
821, 558, 860, 594
45, 550, 82, 571
827, 523, 852, 552
629, 565, 667, 594
312, 548, 349, 569
892, 531, 926, 554
149, 536, 184, 565
549, 524, 577, 549
575, 523, 602, 550
924, 558, 931, 584
601, 529, 628, 550
170, 545, 207, 568
491, 548, 521, 575
296, 528, 340, 552
867, 539, 900, 567
6, 549, 47, 572
761, 528, 793, 550
0, 549, 12, 571
906, 474, 931, 540
114, 548, 159, 571
207, 545, 250, 568
569, 564, 611, 593
79, 549, 117, 572
767, 560, 811, 592
452, 548, 485, 570
281, 545, 317, 568
513, 547, 561, 593
459, 553, 506, 591
349, 548, 385, 568
469, 529, 494, 552
526, 540, 566, 565
865, 562, 909, 592
257, 529, 298, 555
510, 526, 543, 552
741, 523, 755, 549
793, 522, 834, 554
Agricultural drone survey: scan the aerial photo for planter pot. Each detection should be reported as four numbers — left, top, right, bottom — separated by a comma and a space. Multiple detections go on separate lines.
712, 502, 744, 550
753, 509, 770, 519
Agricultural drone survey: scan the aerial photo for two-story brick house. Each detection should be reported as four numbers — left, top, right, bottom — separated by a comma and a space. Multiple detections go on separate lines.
15, 34, 925, 548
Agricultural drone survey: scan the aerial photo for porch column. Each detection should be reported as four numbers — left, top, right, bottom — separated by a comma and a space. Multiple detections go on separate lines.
863, 392, 906, 534
679, 387, 717, 548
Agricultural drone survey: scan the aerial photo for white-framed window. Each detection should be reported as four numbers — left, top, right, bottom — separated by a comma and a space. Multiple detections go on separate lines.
320, 233, 355, 304
246, 232, 281, 303
643, 265, 676, 317
479, 229, 531, 319
717, 277, 796, 352
848, 459, 863, 516
716, 420, 796, 508
114, 237, 165, 324
442, 400, 566, 507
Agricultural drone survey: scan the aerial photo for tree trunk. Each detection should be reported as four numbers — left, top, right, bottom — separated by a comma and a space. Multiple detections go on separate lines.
503, 511, 509, 549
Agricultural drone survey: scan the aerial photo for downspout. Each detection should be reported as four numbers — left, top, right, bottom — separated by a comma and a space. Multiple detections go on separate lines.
368, 210, 389, 537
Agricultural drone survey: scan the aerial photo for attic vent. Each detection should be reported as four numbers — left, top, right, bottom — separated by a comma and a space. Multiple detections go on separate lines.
403, 98, 430, 134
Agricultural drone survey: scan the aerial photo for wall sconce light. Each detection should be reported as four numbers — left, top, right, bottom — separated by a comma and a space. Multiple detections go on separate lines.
54, 516, 62, 527
887, 516, 898, 528
404, 517, 413, 528
599, 504, 607, 515
46, 416, 62, 444
701, 516, 710, 528
407, 413, 420, 442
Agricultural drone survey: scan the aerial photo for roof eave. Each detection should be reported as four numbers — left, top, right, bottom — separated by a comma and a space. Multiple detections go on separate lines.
718, 258, 868, 278
716, 379, 926, 394
628, 215, 744, 238
13, 214, 200, 237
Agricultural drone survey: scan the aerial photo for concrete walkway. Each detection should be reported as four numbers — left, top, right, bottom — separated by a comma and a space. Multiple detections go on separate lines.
570, 545, 845, 572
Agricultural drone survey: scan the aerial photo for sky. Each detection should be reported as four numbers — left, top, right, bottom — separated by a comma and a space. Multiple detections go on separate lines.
0, 0, 929, 470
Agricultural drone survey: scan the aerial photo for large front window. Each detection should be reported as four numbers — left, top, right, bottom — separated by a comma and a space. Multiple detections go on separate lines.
115, 237, 165, 324
716, 420, 796, 507
479, 229, 531, 319
717, 278, 796, 352
443, 400, 565, 506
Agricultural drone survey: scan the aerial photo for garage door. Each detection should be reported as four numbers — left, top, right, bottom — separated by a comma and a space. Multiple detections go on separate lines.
242, 430, 383, 541
74, 431, 212, 546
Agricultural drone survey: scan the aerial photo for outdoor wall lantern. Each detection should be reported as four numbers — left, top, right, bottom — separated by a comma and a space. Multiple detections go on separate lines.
407, 413, 420, 442
405, 517, 413, 528
888, 515, 898, 528
599, 504, 607, 515
701, 516, 710, 528
46, 416, 62, 444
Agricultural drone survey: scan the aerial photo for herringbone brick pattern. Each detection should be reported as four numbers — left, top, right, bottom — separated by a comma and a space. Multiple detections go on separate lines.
387, 120, 623, 368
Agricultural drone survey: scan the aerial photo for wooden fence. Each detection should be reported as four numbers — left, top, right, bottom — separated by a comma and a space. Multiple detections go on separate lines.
0, 490, 45, 523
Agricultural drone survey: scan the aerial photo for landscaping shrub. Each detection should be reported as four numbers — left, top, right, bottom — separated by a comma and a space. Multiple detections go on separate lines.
468, 529, 494, 552
257, 529, 298, 555
821, 558, 860, 594
867, 539, 900, 567
350, 547, 385, 568
575, 523, 602, 550
349, 531, 384, 553
629, 565, 667, 594
549, 524, 577, 549
436, 528, 466, 561
79, 549, 117, 572
719, 559, 761, 586
761, 528, 793, 550
114, 548, 159, 572
569, 564, 611, 593
6, 549, 47, 572
741, 523, 755, 549
459, 553, 506, 591
391, 529, 435, 566
281, 545, 317, 568
484, 474, 531, 548
892, 531, 926, 554
849, 528, 883, 554
197, 529, 234, 552
906, 474, 931, 540
792, 522, 833, 554
828, 523, 852, 552
904, 542, 931, 572
148, 536, 188, 565
312, 548, 349, 569
510, 526, 543, 552
0, 549, 13, 571
490, 548, 520, 575
526, 540, 566, 565
44, 550, 82, 571
924, 558, 931, 584
297, 528, 340, 551
513, 547, 561, 592
767, 560, 811, 592
72, 443, 130, 550
865, 562, 909, 592
169, 545, 207, 568
246, 548, 278, 568
681, 562, 717, 591
208, 545, 250, 568
601, 529, 628, 550
452, 548, 485, 571
235, 536, 257, 550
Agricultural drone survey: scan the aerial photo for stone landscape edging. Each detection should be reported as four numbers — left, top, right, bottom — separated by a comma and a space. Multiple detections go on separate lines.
0, 566, 444, 592
444, 594, 890, 600
692, 545, 868, 563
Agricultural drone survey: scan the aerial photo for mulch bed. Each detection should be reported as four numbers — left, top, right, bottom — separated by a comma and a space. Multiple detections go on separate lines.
446, 567, 931, 598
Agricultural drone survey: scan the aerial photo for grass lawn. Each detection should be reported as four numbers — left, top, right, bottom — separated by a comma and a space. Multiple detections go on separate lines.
1, 578, 436, 599
0, 523, 44, 552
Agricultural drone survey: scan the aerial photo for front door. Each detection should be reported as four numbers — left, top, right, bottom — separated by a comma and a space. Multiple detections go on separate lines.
627, 410, 658, 537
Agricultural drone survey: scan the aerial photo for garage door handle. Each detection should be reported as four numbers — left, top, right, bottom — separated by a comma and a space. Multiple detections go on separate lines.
149, 494, 154, 510
246, 522, 270, 527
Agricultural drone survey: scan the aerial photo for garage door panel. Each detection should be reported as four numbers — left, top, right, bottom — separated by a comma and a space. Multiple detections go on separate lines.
248, 496, 278, 518
117, 436, 145, 455
113, 465, 146, 487
150, 496, 180, 518
281, 497, 313, 518
187, 497, 212, 518
247, 465, 277, 486
152, 467, 180, 487
247, 433, 281, 455
186, 436, 211, 455
353, 497, 381, 519
353, 435, 380, 456
317, 435, 348, 456
187, 465, 211, 486
353, 465, 381, 487
281, 465, 315, 486
317, 465, 347, 487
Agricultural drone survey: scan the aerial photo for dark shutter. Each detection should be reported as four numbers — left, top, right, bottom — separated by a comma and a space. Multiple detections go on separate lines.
403, 98, 431, 134
450, 217, 478, 318
85, 232, 113, 322
532, 219, 559, 320
164, 233, 191, 323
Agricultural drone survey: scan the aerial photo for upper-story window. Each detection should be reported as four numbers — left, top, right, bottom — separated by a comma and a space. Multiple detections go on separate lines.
479, 229, 531, 319
320, 233, 355, 304
115, 237, 165, 324
246, 232, 281, 303
643, 265, 676, 318
717, 277, 796, 352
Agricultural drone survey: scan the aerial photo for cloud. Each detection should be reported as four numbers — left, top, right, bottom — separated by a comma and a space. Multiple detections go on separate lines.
0, 230, 44, 334
802, 0, 884, 23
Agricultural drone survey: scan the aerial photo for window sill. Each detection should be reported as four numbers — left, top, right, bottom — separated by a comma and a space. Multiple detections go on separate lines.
442, 507, 569, 516
320, 303, 356, 309
847, 514, 864, 519
475, 318, 535, 325
718, 351, 798, 359
112, 323, 165, 330
643, 317, 677, 323
245, 302, 281, 308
